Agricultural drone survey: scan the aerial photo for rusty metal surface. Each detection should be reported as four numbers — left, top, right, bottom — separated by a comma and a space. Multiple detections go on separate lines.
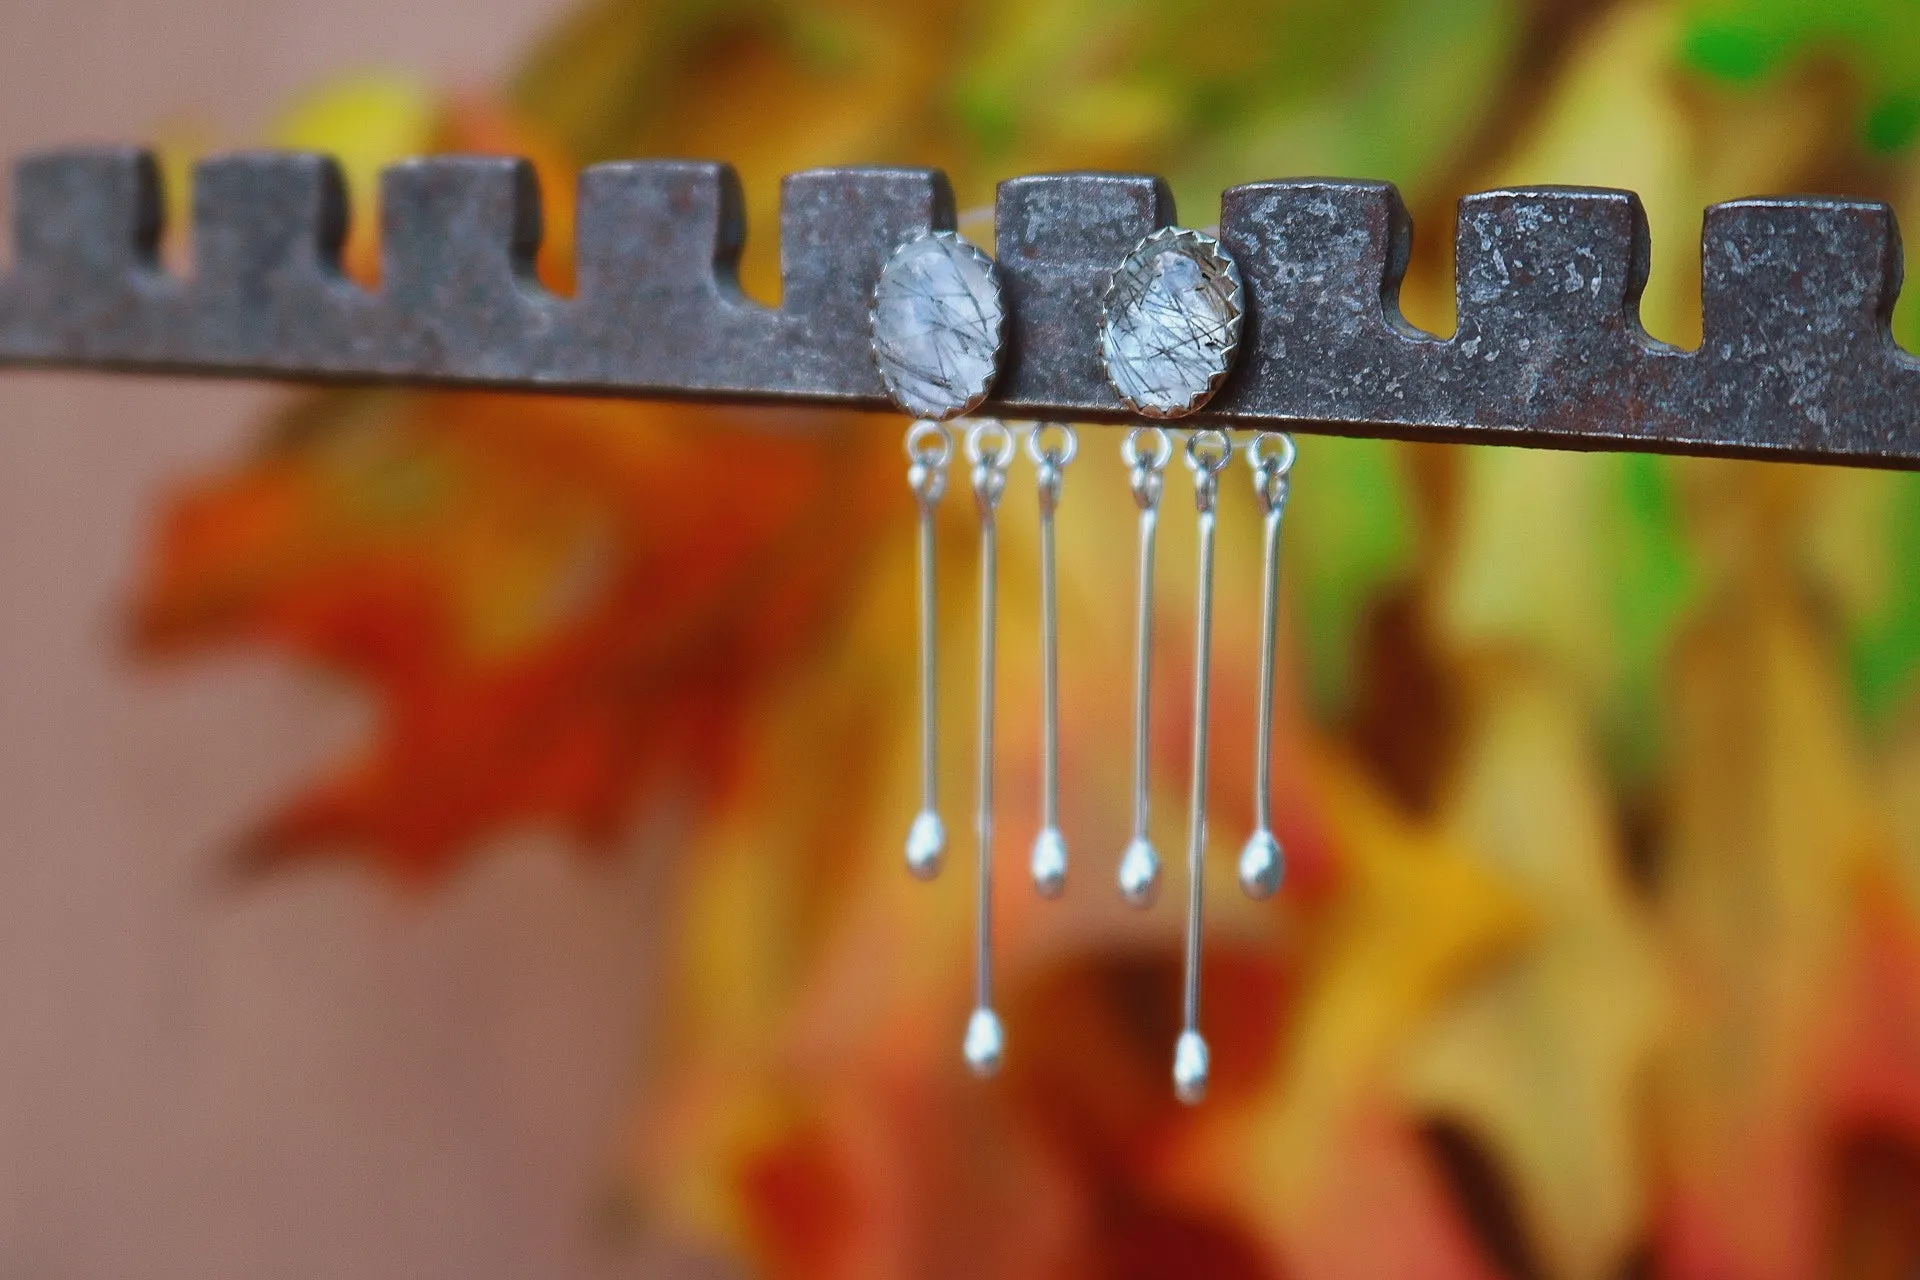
1, 147, 1916, 467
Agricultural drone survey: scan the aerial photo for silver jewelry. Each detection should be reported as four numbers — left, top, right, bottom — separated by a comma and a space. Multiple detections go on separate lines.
1117, 426, 1173, 908
1240, 432, 1296, 899
1099, 228, 1245, 419
1026, 423, 1077, 898
1098, 224, 1242, 927
963, 419, 1015, 1078
1174, 429, 1232, 1105
903, 421, 952, 880
872, 231, 1006, 421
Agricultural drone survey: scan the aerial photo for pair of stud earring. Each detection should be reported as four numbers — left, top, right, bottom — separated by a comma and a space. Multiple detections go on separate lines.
870, 222, 1243, 422
874, 218, 1293, 1103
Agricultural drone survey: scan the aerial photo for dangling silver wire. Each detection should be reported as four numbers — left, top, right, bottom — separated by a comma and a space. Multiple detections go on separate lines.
1118, 427, 1173, 908
1240, 432, 1296, 899
1175, 428, 1231, 1106
1027, 422, 1077, 898
963, 419, 1014, 1078
904, 421, 953, 881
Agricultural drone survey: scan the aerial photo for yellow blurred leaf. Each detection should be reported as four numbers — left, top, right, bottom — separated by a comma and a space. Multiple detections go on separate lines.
1432, 447, 1620, 695
1175, 749, 1534, 1276
271, 72, 437, 253
271, 70, 438, 186
1404, 664, 1667, 1280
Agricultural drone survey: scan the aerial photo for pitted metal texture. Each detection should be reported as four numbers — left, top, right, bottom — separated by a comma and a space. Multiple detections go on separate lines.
1, 147, 1916, 467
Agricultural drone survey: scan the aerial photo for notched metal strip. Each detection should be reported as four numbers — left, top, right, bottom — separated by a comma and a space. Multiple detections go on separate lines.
1, 146, 1916, 468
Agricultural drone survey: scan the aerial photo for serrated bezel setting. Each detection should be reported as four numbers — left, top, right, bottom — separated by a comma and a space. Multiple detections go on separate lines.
1099, 227, 1246, 419
870, 229, 1007, 421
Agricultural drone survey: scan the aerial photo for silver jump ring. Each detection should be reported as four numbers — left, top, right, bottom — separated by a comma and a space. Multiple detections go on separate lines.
1184, 429, 1232, 475
1122, 425, 1174, 472
1246, 431, 1296, 476
965, 419, 1016, 469
1024, 421, 1079, 467
906, 419, 954, 468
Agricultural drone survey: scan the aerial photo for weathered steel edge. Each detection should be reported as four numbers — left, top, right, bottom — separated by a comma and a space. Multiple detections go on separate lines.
1, 147, 1915, 469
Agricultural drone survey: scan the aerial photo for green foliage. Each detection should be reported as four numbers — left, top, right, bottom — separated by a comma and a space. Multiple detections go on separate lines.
1604, 452, 1698, 775
1178, 0, 1520, 202
1846, 473, 1920, 724
1284, 434, 1417, 715
953, 0, 1521, 205
1681, 0, 1920, 151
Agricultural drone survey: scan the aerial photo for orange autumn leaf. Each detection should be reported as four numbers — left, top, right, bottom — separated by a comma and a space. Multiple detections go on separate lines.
136, 390, 895, 880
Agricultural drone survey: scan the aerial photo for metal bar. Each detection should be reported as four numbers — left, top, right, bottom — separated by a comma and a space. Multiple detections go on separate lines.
1, 147, 1915, 467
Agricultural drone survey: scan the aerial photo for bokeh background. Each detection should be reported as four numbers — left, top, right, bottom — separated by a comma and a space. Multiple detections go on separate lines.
6, 0, 1920, 1276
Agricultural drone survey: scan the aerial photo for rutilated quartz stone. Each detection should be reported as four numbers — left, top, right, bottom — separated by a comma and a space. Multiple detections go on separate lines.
871, 230, 1006, 420
1100, 228, 1245, 419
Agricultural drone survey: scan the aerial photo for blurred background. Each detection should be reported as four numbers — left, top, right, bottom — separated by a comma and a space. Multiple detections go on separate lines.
6, 0, 1920, 1276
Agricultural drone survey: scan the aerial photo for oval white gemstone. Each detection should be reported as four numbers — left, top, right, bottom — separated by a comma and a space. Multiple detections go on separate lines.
1101, 229, 1244, 418
872, 231, 1005, 420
